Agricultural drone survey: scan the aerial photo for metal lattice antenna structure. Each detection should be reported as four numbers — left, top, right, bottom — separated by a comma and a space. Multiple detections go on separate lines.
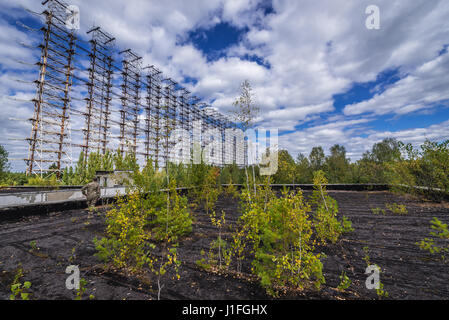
118, 49, 142, 155
161, 78, 177, 167
142, 65, 161, 165
18, 1, 244, 174
26, 0, 77, 176
82, 26, 115, 160
178, 88, 191, 164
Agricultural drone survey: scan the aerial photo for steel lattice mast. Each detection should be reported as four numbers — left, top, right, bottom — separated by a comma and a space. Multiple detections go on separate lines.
22, 0, 247, 176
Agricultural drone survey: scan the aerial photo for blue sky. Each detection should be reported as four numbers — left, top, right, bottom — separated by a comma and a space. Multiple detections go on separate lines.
1, 0, 449, 171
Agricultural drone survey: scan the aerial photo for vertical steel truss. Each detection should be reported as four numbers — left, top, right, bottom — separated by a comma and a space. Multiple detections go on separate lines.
82, 26, 115, 159
142, 65, 159, 164
161, 78, 177, 167
147, 66, 163, 168
118, 49, 141, 155
24, 0, 244, 176
27, 0, 76, 176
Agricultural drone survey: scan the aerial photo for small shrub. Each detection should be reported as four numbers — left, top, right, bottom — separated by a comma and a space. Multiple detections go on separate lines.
29, 241, 38, 252
152, 179, 192, 242
417, 217, 449, 261
237, 186, 325, 296
386, 203, 408, 215
371, 208, 386, 215
74, 278, 87, 300
374, 265, 389, 299
93, 192, 153, 271
225, 180, 239, 199
311, 170, 353, 244
10, 267, 31, 300
337, 271, 351, 291
26, 174, 61, 187
341, 216, 354, 233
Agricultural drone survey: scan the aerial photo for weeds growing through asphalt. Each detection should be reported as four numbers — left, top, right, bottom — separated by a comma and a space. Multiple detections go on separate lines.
386, 203, 408, 215
93, 160, 191, 299
362, 247, 388, 299
310, 171, 354, 244
9, 266, 31, 300
337, 271, 351, 291
417, 217, 449, 262
225, 180, 239, 199
371, 207, 386, 215
29, 241, 38, 252
195, 170, 357, 297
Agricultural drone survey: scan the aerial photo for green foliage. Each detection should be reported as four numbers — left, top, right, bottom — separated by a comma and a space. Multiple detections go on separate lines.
371, 207, 386, 215
272, 150, 297, 184
0, 172, 27, 186
362, 246, 371, 266
232, 79, 259, 132
188, 159, 208, 203
350, 138, 401, 184
376, 280, 388, 298
309, 146, 325, 173
2, 138, 448, 194
341, 216, 355, 233
311, 171, 353, 244
195, 257, 211, 271
386, 203, 408, 215
253, 189, 325, 295
205, 210, 232, 270
196, 249, 213, 270
388, 140, 449, 201
94, 163, 191, 301
337, 271, 351, 291
324, 145, 351, 183
191, 165, 221, 214
295, 153, 312, 184
224, 179, 240, 199
93, 159, 166, 270
151, 179, 192, 242
234, 182, 325, 296
70, 151, 89, 185
26, 174, 61, 186
29, 241, 38, 252
114, 149, 139, 172
204, 167, 221, 215
166, 162, 191, 188
219, 163, 244, 185
132, 158, 165, 194
362, 248, 388, 299
152, 245, 182, 291
9, 267, 31, 300
93, 192, 153, 271
373, 265, 389, 299
62, 150, 135, 186
364, 138, 401, 164
0, 144, 10, 178
417, 217, 449, 261
223, 174, 355, 296
74, 278, 87, 300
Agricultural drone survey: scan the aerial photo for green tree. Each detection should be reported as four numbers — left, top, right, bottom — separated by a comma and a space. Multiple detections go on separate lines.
272, 150, 296, 184
232, 80, 260, 198
296, 153, 312, 183
388, 140, 449, 200
325, 144, 350, 183
232, 80, 259, 131
0, 145, 10, 177
309, 146, 325, 172
219, 163, 244, 185
362, 138, 401, 163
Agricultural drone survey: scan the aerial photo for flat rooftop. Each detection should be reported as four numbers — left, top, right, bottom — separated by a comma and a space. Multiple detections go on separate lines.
1, 190, 448, 300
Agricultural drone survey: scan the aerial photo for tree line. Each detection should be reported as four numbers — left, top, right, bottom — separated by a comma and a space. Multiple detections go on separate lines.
1, 137, 448, 200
